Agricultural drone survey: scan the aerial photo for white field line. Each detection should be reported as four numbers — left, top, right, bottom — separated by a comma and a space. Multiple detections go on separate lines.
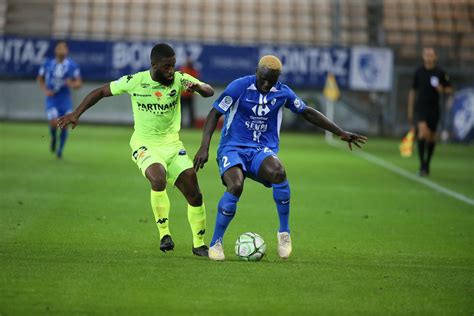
328, 140, 474, 206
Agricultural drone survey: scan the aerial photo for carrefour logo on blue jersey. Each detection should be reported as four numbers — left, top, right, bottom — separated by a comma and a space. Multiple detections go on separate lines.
252, 104, 271, 116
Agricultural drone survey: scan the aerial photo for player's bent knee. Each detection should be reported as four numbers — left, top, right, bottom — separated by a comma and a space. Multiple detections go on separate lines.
145, 165, 167, 191
147, 175, 166, 191
149, 179, 166, 191
271, 167, 287, 184
226, 182, 243, 197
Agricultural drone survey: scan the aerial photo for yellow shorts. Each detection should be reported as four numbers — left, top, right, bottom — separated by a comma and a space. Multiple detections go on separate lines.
130, 135, 193, 185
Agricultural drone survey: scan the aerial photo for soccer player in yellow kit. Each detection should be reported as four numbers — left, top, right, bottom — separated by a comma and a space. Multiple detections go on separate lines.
58, 43, 214, 256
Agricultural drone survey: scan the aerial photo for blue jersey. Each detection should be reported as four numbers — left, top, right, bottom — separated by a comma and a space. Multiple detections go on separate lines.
38, 58, 81, 99
213, 75, 306, 154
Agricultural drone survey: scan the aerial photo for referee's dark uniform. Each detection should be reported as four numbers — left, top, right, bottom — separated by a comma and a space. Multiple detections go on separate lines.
412, 66, 451, 132
411, 64, 451, 176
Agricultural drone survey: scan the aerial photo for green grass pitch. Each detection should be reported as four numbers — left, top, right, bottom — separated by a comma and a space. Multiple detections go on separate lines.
1, 122, 473, 314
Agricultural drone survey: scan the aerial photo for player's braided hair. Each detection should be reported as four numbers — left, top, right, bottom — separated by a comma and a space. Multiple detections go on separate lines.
150, 43, 175, 62
258, 55, 282, 71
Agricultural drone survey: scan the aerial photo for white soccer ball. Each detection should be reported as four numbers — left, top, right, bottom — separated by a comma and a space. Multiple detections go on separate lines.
235, 232, 266, 261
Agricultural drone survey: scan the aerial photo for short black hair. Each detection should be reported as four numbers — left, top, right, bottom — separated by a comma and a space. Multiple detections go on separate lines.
55, 40, 68, 47
150, 43, 175, 63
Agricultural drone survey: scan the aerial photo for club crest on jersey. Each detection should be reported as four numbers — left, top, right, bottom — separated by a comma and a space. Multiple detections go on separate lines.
155, 91, 162, 98
294, 99, 301, 109
218, 96, 233, 111
271, 98, 277, 106
252, 104, 271, 116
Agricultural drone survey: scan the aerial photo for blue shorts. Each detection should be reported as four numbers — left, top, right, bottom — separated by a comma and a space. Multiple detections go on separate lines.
45, 96, 72, 120
216, 146, 278, 187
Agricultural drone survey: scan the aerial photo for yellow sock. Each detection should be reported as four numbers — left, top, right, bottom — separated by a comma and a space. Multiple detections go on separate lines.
187, 204, 206, 247
150, 189, 171, 239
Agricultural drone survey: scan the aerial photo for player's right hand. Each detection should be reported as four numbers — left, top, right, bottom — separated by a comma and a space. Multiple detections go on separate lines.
45, 89, 55, 97
57, 113, 79, 129
193, 147, 209, 172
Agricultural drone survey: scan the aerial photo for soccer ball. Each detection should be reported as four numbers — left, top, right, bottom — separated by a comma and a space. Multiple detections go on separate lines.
235, 232, 266, 261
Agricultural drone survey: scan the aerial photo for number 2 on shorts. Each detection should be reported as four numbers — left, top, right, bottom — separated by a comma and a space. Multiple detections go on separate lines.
222, 156, 230, 168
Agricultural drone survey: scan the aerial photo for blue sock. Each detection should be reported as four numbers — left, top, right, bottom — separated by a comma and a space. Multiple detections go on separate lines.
210, 192, 239, 247
57, 129, 68, 157
49, 126, 57, 152
272, 180, 291, 233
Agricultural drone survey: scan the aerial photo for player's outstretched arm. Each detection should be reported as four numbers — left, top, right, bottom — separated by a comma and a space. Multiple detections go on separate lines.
302, 106, 367, 150
57, 83, 112, 129
184, 82, 214, 97
193, 108, 223, 171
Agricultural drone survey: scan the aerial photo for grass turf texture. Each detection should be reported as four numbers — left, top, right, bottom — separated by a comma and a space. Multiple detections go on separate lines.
1, 122, 473, 314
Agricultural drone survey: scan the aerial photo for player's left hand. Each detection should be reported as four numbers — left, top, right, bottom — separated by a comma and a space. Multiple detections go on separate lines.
339, 131, 367, 151
184, 82, 200, 93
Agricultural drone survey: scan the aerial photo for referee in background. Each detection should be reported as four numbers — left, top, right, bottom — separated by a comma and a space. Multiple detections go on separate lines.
407, 47, 453, 176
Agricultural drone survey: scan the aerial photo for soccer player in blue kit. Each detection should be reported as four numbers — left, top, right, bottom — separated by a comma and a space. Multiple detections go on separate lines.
37, 41, 82, 158
193, 55, 367, 260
